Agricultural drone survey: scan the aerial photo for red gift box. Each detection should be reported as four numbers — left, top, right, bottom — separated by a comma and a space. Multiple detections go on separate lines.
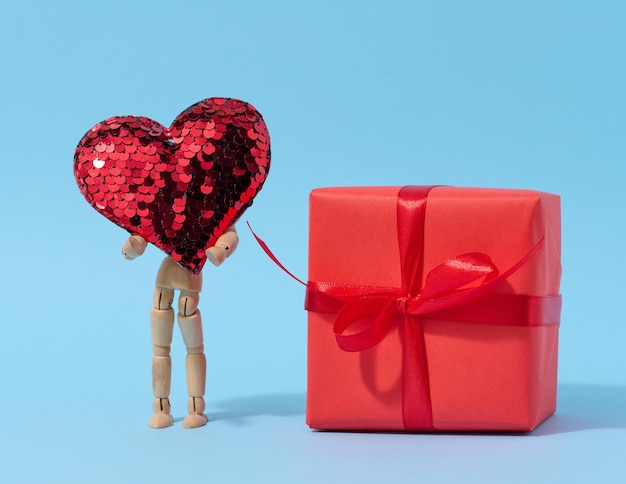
306, 186, 561, 431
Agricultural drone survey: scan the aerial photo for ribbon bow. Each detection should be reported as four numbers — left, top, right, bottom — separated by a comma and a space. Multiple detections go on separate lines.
333, 251, 501, 353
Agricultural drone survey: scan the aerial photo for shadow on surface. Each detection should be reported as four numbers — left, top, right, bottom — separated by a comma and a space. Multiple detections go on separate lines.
208, 393, 306, 425
531, 383, 626, 436
204, 384, 626, 434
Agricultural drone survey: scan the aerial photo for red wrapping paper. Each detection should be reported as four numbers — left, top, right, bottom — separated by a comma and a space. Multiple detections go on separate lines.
306, 186, 561, 431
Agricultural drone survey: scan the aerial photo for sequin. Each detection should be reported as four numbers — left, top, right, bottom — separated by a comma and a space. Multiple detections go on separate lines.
74, 97, 271, 274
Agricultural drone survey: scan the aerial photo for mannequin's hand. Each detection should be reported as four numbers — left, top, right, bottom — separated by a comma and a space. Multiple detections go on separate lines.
206, 227, 239, 266
122, 235, 147, 260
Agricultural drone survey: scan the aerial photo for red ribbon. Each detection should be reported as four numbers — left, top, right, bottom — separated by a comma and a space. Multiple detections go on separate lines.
248, 186, 562, 431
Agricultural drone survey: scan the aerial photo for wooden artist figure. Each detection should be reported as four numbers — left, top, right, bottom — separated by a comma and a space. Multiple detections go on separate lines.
122, 227, 239, 429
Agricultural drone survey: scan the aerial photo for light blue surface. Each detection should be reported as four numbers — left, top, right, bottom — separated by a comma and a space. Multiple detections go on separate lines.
1, 1, 624, 482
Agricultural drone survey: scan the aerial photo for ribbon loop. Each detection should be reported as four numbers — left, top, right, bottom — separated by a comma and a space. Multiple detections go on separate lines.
334, 296, 397, 352
421, 252, 498, 300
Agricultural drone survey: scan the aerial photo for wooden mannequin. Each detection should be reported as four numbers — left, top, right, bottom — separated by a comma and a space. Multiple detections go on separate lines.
121, 226, 239, 429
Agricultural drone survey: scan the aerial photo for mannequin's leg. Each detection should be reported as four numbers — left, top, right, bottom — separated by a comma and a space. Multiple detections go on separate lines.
178, 291, 208, 428
148, 287, 175, 429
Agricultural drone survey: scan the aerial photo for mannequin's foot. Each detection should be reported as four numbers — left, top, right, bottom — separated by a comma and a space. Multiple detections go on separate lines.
182, 412, 208, 428
182, 396, 208, 428
148, 412, 174, 429
148, 398, 173, 429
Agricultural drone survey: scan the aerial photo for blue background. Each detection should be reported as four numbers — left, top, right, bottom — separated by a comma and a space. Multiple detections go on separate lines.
1, 1, 624, 482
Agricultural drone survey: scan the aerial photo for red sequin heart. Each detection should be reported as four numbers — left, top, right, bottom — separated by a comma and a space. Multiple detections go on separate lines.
74, 97, 271, 274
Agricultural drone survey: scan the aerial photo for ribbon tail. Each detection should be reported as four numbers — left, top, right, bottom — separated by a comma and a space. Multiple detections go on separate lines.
247, 221, 307, 286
